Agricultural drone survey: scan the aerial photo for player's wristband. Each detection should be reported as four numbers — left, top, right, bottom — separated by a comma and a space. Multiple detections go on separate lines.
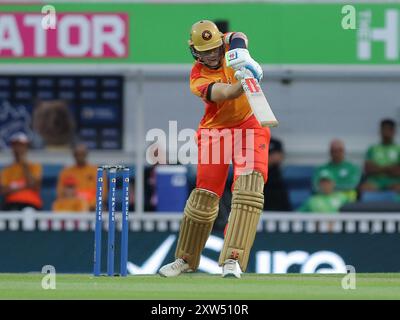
206, 82, 216, 101
230, 37, 247, 49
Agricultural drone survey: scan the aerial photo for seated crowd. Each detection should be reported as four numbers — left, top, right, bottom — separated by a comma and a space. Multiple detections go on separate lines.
0, 119, 399, 214
299, 118, 400, 213
0, 134, 114, 213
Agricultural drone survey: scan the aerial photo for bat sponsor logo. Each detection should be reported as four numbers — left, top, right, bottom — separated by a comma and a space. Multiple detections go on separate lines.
245, 78, 260, 93
227, 52, 237, 61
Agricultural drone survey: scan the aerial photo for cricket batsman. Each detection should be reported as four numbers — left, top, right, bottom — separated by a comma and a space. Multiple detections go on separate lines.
159, 20, 270, 278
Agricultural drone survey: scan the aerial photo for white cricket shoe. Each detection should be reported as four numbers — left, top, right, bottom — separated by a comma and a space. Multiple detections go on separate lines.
222, 259, 242, 278
159, 258, 191, 277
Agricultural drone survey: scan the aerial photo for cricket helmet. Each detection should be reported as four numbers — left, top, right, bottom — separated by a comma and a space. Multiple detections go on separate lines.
188, 20, 223, 52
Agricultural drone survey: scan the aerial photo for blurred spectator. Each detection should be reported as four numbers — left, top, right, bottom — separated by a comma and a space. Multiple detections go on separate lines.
263, 137, 291, 211
313, 139, 361, 201
128, 179, 135, 212
32, 100, 75, 149
0, 133, 43, 210
53, 176, 89, 212
56, 144, 102, 211
126, 167, 162, 213
144, 167, 157, 211
299, 170, 350, 213
143, 142, 167, 211
360, 119, 400, 193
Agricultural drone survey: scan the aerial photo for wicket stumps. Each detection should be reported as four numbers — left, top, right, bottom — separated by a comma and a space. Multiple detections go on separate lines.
93, 165, 130, 277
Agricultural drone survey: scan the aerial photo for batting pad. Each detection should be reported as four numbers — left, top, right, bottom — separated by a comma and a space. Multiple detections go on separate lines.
219, 171, 264, 271
175, 188, 219, 270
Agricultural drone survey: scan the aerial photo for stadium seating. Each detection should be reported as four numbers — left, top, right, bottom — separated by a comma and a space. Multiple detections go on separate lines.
41, 164, 64, 210
155, 165, 188, 212
341, 201, 400, 213
288, 188, 312, 210
36, 165, 400, 211
360, 191, 399, 203
282, 165, 315, 209
282, 165, 315, 189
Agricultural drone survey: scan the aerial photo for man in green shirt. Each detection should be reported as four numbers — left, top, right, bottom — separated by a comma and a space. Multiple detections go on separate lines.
299, 170, 349, 213
313, 139, 361, 201
360, 119, 400, 192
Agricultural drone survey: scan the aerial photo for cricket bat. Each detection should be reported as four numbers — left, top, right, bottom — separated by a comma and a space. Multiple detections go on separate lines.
241, 77, 279, 127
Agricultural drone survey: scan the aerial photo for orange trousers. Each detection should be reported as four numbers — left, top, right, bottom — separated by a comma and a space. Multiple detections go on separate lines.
196, 115, 270, 197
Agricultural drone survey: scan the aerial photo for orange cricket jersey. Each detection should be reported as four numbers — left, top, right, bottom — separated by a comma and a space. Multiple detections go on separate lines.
0, 162, 43, 208
53, 198, 88, 212
189, 33, 253, 129
57, 165, 100, 208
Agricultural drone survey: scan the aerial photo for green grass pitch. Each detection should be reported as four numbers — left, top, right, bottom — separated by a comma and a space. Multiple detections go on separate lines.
0, 273, 399, 299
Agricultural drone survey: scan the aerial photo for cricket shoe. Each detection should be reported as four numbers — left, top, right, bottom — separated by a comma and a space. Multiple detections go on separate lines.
222, 259, 242, 279
159, 258, 192, 277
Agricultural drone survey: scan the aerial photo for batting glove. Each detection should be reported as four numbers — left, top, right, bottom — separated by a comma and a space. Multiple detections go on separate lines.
234, 68, 254, 81
225, 48, 263, 82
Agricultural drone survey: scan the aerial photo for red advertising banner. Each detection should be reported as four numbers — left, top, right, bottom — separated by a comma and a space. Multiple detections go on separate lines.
0, 13, 129, 58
